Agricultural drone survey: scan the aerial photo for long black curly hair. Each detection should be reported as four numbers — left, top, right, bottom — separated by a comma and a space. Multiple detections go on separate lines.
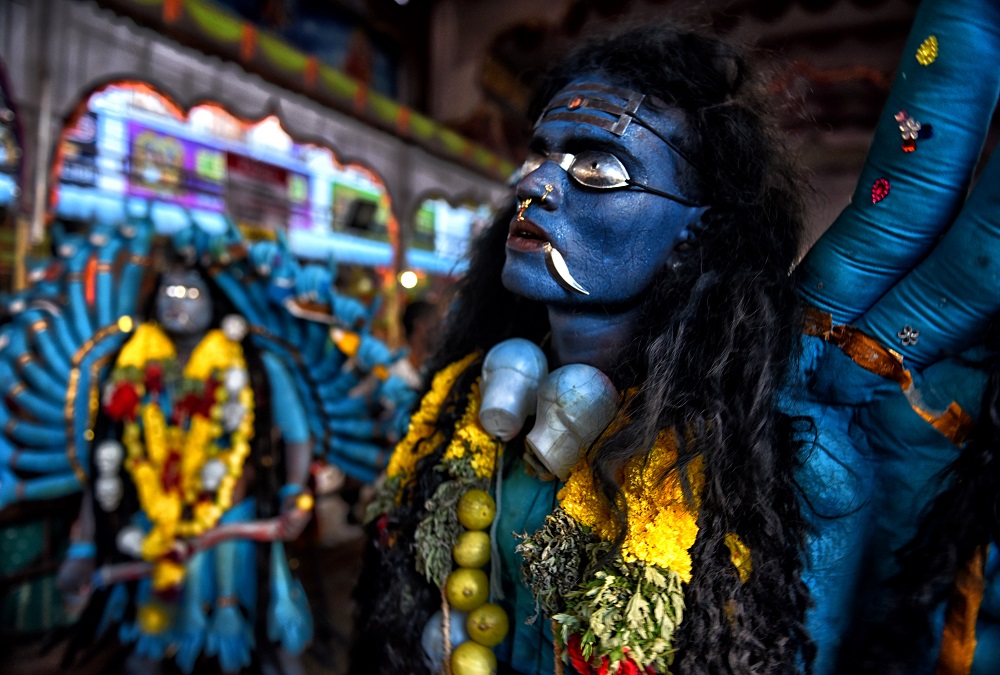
355, 22, 813, 675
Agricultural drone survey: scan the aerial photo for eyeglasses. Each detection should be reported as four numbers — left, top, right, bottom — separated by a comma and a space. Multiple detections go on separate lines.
517, 150, 701, 207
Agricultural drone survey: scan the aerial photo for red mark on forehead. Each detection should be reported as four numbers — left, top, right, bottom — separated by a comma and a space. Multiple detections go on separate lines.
568, 97, 583, 110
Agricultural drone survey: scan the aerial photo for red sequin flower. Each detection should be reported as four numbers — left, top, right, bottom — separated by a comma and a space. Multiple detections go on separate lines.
871, 178, 891, 204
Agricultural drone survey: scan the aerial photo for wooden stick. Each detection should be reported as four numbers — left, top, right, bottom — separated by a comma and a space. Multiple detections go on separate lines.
441, 581, 453, 675
553, 618, 565, 675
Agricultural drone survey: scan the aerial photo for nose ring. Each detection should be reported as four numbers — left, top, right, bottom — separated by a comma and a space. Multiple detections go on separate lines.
516, 197, 532, 222
540, 184, 554, 203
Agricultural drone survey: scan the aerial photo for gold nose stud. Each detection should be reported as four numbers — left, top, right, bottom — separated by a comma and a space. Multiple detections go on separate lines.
516, 197, 532, 221
540, 184, 554, 203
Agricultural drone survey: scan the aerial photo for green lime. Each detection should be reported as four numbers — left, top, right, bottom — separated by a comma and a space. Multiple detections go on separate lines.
453, 530, 492, 568
457, 489, 496, 531
445, 568, 489, 611
466, 603, 509, 648
450, 640, 497, 675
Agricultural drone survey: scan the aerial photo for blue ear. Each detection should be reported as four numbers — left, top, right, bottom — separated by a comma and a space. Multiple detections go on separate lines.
673, 207, 708, 255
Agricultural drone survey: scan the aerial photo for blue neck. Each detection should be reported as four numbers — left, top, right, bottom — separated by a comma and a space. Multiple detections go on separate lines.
547, 304, 641, 374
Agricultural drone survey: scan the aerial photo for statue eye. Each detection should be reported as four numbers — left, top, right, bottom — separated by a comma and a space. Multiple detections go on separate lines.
569, 151, 630, 189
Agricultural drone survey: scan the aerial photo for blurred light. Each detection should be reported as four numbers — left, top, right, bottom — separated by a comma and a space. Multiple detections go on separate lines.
395, 0, 409, 4
399, 270, 418, 289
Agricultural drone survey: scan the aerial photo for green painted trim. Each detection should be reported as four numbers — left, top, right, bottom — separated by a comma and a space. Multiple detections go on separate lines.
186, 0, 243, 43
106, 0, 511, 182
258, 33, 308, 72
437, 128, 468, 155
471, 147, 494, 169
319, 65, 359, 100
369, 93, 401, 127
409, 112, 435, 141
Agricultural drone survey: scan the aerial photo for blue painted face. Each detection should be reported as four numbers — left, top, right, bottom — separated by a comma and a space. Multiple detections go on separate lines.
156, 269, 213, 337
503, 76, 705, 306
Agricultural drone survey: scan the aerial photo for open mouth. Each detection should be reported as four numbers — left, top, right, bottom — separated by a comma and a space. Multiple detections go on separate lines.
507, 218, 550, 251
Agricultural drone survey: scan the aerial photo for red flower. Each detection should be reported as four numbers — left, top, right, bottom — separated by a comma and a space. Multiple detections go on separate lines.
618, 657, 641, 675
105, 382, 140, 421
160, 451, 182, 492
566, 634, 592, 674
596, 656, 610, 675
645, 667, 657, 675
144, 362, 164, 394
175, 378, 218, 419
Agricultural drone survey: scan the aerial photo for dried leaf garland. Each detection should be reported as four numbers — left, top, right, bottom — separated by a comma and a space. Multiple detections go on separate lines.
517, 507, 609, 620
413, 453, 487, 587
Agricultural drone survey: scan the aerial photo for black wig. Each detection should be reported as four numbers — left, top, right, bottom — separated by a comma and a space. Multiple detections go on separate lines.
355, 23, 813, 675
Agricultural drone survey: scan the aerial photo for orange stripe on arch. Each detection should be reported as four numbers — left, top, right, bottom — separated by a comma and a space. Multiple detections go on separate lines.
163, 0, 182, 23
84, 254, 98, 308
305, 56, 319, 89
240, 24, 258, 61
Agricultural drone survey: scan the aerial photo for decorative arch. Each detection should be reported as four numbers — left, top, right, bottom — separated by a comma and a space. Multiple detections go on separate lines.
51, 79, 402, 271
404, 190, 492, 279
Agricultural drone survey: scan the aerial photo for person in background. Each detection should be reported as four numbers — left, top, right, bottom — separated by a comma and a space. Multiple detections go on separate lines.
391, 300, 443, 391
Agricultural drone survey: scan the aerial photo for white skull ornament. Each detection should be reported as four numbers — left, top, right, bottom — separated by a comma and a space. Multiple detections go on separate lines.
95, 475, 123, 512
478, 338, 548, 441
116, 525, 145, 558
525, 364, 619, 481
201, 458, 228, 491
94, 440, 125, 475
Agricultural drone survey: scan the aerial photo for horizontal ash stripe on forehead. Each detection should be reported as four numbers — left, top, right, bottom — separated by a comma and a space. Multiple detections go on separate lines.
537, 81, 645, 137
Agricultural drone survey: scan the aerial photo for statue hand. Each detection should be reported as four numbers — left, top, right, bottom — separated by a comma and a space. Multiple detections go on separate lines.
787, 0, 1000, 671
279, 493, 312, 541
56, 554, 95, 611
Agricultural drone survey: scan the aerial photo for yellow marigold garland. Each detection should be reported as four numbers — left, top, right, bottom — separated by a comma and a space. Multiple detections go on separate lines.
558, 431, 703, 583
385, 353, 479, 482
116, 322, 176, 367
380, 353, 757, 674
441, 380, 501, 480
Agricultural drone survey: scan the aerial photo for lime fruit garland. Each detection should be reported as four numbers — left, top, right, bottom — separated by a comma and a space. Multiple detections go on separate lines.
448, 487, 508, 673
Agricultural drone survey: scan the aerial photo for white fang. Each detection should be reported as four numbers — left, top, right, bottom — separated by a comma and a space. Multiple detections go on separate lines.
543, 243, 590, 296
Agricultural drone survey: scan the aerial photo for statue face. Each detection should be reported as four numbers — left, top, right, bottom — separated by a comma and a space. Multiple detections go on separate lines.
503, 75, 704, 306
156, 269, 213, 336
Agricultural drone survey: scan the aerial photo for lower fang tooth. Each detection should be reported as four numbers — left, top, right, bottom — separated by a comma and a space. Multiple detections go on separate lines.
543, 243, 589, 295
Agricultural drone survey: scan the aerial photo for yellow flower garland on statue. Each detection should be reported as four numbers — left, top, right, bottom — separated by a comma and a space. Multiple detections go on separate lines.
113, 323, 255, 590
385, 352, 479, 483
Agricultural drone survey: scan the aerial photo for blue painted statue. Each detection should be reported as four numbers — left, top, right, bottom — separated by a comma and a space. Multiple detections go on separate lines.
0, 216, 416, 672
356, 0, 1000, 674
